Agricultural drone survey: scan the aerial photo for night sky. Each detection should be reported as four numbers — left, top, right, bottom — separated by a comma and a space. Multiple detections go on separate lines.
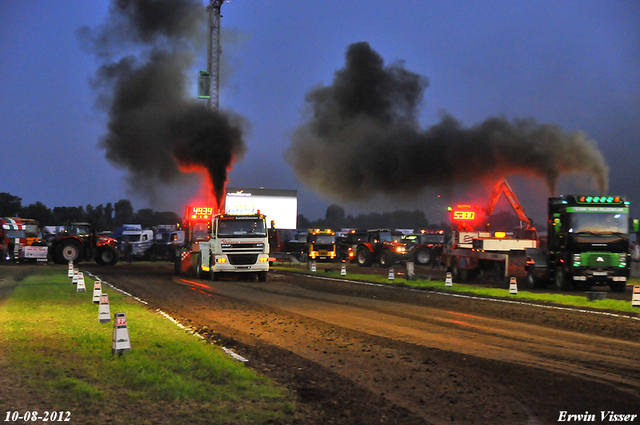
1, 1, 639, 226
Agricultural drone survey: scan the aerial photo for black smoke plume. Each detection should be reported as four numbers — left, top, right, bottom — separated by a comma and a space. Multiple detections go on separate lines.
79, 0, 246, 208
286, 42, 609, 201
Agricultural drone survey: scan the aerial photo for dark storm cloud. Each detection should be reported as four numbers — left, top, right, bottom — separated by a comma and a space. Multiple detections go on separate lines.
79, 0, 247, 207
286, 42, 609, 201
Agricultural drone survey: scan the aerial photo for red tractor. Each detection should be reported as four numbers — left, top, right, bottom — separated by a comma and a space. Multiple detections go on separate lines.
50, 222, 119, 265
355, 229, 409, 267
404, 229, 446, 266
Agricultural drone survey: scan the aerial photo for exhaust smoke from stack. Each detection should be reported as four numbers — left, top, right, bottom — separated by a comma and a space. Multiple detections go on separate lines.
286, 42, 609, 202
79, 0, 246, 209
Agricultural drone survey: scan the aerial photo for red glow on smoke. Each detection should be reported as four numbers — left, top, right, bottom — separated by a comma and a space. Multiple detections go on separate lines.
176, 163, 220, 212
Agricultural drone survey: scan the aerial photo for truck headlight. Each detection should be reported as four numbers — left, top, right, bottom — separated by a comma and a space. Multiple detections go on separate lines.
573, 253, 581, 267
215, 257, 227, 263
619, 253, 627, 268
396, 247, 406, 253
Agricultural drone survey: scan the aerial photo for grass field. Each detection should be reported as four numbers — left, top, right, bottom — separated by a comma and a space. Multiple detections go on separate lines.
0, 267, 295, 424
274, 265, 640, 314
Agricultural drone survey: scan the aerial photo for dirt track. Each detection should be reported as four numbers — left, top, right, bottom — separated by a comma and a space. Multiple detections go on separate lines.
75, 262, 640, 425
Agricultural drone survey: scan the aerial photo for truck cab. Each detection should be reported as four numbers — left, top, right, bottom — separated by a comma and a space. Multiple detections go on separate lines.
113, 224, 155, 259
306, 229, 337, 262
200, 213, 270, 281
528, 196, 635, 292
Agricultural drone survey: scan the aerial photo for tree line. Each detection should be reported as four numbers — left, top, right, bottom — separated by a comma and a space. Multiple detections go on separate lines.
298, 204, 526, 233
297, 204, 445, 232
1, 192, 524, 234
0, 193, 180, 232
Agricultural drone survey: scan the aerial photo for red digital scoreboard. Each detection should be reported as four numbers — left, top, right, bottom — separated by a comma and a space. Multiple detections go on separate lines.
186, 206, 214, 221
450, 205, 477, 222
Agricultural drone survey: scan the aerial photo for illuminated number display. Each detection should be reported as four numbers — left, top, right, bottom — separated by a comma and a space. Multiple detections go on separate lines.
452, 211, 475, 221
190, 206, 214, 219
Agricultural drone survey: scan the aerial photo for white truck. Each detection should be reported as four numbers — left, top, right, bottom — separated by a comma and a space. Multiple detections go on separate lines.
198, 213, 270, 281
113, 224, 154, 260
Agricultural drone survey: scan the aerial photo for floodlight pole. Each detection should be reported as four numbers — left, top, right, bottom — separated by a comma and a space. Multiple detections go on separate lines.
206, 0, 225, 112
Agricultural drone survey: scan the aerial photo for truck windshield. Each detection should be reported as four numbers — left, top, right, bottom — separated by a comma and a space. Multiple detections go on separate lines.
218, 219, 266, 237
569, 211, 629, 234
379, 232, 393, 242
313, 235, 335, 245
5, 229, 26, 239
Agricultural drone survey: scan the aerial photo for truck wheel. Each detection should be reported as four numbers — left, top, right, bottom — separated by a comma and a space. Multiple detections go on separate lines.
258, 271, 267, 282
356, 247, 373, 267
554, 267, 571, 291
415, 248, 432, 266
56, 241, 82, 264
211, 271, 220, 281
609, 282, 626, 293
96, 247, 118, 266
378, 250, 394, 267
526, 266, 546, 288
451, 258, 461, 281
195, 255, 203, 279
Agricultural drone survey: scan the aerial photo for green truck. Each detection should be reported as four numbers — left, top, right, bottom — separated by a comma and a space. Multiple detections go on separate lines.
526, 195, 637, 292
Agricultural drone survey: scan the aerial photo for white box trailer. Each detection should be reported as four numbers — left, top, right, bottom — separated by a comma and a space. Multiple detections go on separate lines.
225, 188, 297, 230
225, 188, 299, 262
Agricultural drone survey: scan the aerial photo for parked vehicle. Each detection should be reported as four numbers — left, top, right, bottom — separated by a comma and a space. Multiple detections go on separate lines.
49, 222, 119, 265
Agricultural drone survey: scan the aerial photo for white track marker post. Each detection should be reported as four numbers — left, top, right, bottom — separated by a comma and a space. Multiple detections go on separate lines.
388, 267, 395, 281
632, 286, 640, 308
76, 272, 86, 293
407, 261, 415, 281
68, 262, 74, 278
72, 269, 78, 285
509, 277, 518, 295
310, 260, 317, 273
98, 293, 111, 323
445, 272, 453, 287
341, 263, 347, 276
92, 281, 102, 304
112, 313, 131, 356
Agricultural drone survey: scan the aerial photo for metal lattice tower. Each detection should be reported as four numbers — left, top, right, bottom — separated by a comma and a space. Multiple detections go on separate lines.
206, 0, 225, 112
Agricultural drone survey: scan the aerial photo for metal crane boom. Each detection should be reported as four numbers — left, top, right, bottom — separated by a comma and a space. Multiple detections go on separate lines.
483, 177, 533, 229
206, 0, 225, 112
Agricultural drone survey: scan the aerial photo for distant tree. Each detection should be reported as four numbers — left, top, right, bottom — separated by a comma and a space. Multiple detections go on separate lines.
325, 204, 345, 229
52, 206, 85, 223
481, 211, 520, 232
154, 211, 181, 227
0, 192, 22, 217
297, 214, 310, 229
135, 208, 155, 229
19, 202, 55, 226
104, 203, 114, 229
114, 199, 134, 226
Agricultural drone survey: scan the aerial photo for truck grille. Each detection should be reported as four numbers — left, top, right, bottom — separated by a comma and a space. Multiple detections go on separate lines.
222, 243, 264, 254
228, 254, 258, 266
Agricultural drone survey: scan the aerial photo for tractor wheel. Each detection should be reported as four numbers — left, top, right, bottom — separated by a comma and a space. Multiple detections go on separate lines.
378, 250, 394, 267
356, 247, 374, 267
554, 266, 572, 291
56, 240, 83, 264
96, 247, 119, 266
415, 248, 432, 266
